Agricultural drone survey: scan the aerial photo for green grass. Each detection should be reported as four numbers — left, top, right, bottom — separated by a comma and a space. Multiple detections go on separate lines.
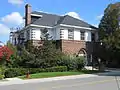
18, 70, 99, 79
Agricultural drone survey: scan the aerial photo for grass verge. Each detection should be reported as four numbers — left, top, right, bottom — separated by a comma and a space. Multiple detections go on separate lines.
18, 70, 99, 79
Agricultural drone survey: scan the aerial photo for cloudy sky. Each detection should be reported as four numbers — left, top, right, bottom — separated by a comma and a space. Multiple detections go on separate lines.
0, 0, 119, 43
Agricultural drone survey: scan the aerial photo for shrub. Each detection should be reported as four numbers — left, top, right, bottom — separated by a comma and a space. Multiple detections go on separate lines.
0, 74, 4, 80
46, 66, 67, 72
0, 66, 6, 79
4, 66, 68, 78
29, 68, 45, 74
57, 55, 85, 71
4, 68, 27, 78
76, 57, 85, 71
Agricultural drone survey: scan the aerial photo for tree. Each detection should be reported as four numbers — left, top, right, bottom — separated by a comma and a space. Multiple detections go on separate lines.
31, 28, 63, 68
98, 2, 120, 66
0, 46, 13, 64
14, 28, 64, 68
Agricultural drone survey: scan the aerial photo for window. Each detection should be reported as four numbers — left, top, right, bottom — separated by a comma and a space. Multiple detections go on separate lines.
80, 31, 85, 40
68, 29, 74, 40
60, 29, 64, 39
26, 30, 30, 40
91, 33, 95, 41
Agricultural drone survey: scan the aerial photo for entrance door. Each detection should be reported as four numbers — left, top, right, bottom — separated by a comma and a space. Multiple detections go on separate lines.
78, 48, 88, 65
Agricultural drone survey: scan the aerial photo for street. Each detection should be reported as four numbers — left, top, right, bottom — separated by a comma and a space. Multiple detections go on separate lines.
0, 70, 120, 90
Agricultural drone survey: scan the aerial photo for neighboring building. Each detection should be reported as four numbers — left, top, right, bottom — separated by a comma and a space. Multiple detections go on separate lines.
10, 4, 98, 65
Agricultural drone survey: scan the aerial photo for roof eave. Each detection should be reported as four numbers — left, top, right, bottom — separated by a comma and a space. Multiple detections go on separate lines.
59, 24, 97, 31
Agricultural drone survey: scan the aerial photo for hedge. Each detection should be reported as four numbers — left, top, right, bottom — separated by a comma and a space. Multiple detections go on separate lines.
0, 66, 6, 80
57, 56, 85, 71
4, 66, 67, 78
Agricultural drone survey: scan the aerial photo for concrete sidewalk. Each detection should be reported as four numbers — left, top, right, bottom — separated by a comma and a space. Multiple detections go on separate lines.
0, 74, 99, 86
1, 68, 119, 86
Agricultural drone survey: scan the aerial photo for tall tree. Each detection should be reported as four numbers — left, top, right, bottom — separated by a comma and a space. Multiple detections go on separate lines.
98, 2, 120, 63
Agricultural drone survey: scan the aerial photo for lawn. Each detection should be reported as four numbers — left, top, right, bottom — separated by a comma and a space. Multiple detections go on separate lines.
18, 70, 99, 79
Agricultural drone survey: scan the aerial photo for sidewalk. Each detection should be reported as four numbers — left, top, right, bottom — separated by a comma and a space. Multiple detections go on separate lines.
0, 74, 99, 86
0, 68, 119, 86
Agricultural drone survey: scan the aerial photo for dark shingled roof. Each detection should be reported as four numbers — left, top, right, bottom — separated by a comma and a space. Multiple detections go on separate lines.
31, 11, 97, 29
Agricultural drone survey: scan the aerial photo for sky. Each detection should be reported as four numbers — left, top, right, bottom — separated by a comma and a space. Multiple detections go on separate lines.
0, 0, 119, 44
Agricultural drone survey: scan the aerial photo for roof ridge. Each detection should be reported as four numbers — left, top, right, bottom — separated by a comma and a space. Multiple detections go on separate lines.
65, 15, 96, 28
32, 11, 61, 17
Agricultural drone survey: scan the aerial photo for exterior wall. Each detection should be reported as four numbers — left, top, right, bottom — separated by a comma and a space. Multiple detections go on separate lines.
48, 29, 54, 40
74, 29, 80, 40
55, 27, 60, 40
31, 28, 41, 40
85, 31, 91, 41
61, 40, 86, 55
61, 28, 68, 40
58, 26, 92, 42
95, 32, 99, 41
11, 32, 19, 45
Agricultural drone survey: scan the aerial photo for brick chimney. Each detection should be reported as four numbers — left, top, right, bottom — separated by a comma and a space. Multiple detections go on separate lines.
25, 4, 31, 26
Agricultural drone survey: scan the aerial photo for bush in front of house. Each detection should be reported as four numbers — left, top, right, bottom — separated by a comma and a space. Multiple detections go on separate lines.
4, 66, 68, 78
0, 69, 4, 80
0, 74, 4, 80
75, 56, 85, 71
0, 66, 6, 80
45, 66, 67, 72
4, 68, 27, 78
57, 55, 85, 71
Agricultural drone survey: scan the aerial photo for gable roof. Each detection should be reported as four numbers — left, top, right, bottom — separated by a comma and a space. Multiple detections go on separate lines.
57, 15, 97, 29
31, 11, 97, 29
31, 11, 60, 27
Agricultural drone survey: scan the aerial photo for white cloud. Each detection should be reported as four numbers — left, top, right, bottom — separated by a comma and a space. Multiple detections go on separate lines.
96, 14, 103, 20
65, 12, 83, 20
0, 24, 10, 35
1, 12, 24, 26
8, 0, 24, 5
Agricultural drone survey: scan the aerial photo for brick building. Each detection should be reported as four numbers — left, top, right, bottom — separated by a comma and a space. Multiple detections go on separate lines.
10, 4, 98, 65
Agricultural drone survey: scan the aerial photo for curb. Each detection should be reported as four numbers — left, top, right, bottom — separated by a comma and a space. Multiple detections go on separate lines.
0, 74, 98, 86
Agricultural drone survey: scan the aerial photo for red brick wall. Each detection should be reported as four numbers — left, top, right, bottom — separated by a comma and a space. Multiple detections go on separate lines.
25, 4, 31, 26
31, 40, 87, 55
61, 40, 86, 55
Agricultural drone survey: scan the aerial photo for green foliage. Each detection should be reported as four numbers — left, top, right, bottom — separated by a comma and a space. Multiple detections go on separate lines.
98, 2, 120, 63
99, 3, 120, 41
0, 66, 6, 79
6, 28, 85, 70
4, 66, 68, 78
7, 41, 17, 56
57, 55, 85, 71
0, 74, 4, 80
45, 66, 67, 72
4, 68, 27, 78
76, 57, 85, 71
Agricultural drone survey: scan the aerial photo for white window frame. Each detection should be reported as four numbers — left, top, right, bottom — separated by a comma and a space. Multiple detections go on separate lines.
68, 29, 74, 40
80, 31, 85, 40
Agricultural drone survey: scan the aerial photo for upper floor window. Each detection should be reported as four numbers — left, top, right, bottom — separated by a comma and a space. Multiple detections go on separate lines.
80, 31, 85, 40
68, 29, 74, 40
60, 29, 64, 39
91, 33, 95, 42
26, 30, 30, 40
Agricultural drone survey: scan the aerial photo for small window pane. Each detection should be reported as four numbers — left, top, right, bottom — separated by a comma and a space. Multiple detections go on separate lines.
68, 29, 74, 40
80, 31, 85, 40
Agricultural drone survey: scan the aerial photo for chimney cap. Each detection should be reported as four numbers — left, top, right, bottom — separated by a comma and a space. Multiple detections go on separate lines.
25, 4, 31, 7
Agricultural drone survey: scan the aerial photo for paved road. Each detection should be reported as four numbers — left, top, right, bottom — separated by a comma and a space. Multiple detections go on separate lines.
1, 70, 120, 90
